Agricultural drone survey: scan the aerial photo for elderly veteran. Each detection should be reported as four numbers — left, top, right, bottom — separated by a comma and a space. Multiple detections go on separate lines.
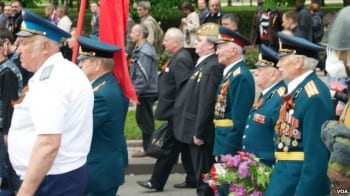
213, 26, 255, 156
173, 23, 224, 196
265, 32, 334, 196
241, 44, 286, 167
77, 36, 129, 196
8, 10, 94, 195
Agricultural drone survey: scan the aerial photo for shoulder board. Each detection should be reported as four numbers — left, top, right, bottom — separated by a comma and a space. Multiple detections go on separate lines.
232, 67, 241, 76
93, 81, 106, 92
40, 65, 54, 81
277, 86, 286, 96
304, 80, 319, 97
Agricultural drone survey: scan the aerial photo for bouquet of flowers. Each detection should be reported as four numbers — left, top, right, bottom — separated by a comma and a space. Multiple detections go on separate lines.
203, 152, 273, 196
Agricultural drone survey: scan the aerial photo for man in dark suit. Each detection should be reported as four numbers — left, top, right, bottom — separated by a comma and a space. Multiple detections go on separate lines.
173, 23, 223, 196
137, 28, 196, 191
265, 32, 334, 195
213, 26, 255, 156
78, 36, 129, 196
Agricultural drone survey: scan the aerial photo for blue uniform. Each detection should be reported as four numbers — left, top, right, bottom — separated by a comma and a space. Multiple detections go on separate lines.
242, 81, 286, 166
86, 72, 129, 194
266, 72, 334, 196
213, 60, 255, 155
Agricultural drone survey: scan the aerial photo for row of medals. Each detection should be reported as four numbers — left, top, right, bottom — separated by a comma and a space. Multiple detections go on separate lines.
214, 80, 229, 118
274, 108, 301, 152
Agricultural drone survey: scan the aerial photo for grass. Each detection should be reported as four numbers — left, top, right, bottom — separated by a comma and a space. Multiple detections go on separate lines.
124, 110, 165, 139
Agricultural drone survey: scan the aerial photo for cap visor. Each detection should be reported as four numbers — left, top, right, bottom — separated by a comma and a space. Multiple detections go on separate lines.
255, 61, 268, 67
277, 52, 291, 58
16, 31, 35, 37
77, 55, 89, 61
214, 39, 226, 44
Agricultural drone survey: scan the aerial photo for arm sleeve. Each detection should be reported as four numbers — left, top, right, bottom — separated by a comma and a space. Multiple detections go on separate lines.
195, 65, 222, 139
132, 52, 154, 94
225, 75, 255, 152
92, 93, 109, 130
296, 96, 332, 194
186, 13, 200, 32
143, 21, 155, 44
2, 71, 19, 134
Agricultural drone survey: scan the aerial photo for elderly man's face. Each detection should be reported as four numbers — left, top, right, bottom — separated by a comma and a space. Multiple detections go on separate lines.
17, 37, 43, 72
216, 42, 234, 65
194, 35, 214, 57
79, 58, 99, 81
11, 1, 21, 14
209, 0, 220, 14
277, 54, 301, 81
254, 66, 277, 90
162, 32, 178, 54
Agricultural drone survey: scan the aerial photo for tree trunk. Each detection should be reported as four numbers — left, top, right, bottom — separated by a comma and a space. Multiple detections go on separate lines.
227, 0, 232, 6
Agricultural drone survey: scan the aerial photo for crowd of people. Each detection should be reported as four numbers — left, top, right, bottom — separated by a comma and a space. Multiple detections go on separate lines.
0, 0, 349, 196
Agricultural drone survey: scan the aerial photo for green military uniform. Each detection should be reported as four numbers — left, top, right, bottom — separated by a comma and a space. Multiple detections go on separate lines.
242, 81, 285, 166
213, 60, 255, 155
266, 32, 334, 196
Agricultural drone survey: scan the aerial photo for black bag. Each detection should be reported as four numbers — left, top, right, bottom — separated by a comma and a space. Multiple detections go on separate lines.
146, 122, 169, 159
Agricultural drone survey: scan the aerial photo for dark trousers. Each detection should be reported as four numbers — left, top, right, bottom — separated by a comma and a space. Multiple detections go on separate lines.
150, 120, 196, 189
33, 164, 87, 196
136, 96, 157, 151
0, 132, 20, 195
189, 142, 215, 196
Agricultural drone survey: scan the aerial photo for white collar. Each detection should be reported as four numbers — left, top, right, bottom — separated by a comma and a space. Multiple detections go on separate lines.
196, 53, 214, 67
262, 81, 281, 95
223, 59, 243, 77
287, 70, 313, 93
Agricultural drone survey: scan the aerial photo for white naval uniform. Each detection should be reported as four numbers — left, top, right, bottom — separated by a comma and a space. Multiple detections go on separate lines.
8, 52, 94, 178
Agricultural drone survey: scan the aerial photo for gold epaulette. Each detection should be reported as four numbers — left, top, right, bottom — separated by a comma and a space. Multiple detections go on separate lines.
93, 81, 106, 92
233, 67, 241, 76
277, 86, 286, 96
304, 81, 319, 98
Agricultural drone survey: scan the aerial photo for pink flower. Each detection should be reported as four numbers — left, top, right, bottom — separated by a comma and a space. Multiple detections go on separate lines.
235, 184, 247, 196
250, 190, 264, 196
238, 161, 250, 178
227, 154, 241, 168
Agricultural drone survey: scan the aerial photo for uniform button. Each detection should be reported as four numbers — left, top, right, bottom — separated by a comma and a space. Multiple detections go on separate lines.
242, 145, 246, 149
245, 125, 249, 129
242, 135, 246, 139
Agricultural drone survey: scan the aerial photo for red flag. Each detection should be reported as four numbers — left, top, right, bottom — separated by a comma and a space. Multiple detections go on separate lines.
71, 0, 87, 63
99, 0, 138, 102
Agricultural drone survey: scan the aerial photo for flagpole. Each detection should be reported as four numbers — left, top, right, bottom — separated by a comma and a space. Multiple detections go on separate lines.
71, 0, 87, 63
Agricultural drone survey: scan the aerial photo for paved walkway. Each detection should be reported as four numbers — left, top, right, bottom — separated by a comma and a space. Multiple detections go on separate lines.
118, 173, 196, 196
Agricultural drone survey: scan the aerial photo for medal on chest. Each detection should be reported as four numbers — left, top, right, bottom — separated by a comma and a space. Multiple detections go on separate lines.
274, 89, 302, 152
214, 79, 229, 118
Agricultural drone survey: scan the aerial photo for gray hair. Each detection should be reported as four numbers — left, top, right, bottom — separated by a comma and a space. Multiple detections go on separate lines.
231, 42, 243, 56
290, 54, 319, 70
302, 56, 319, 70
166, 28, 184, 46
138, 1, 151, 10
137, 24, 149, 39
88, 57, 115, 71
